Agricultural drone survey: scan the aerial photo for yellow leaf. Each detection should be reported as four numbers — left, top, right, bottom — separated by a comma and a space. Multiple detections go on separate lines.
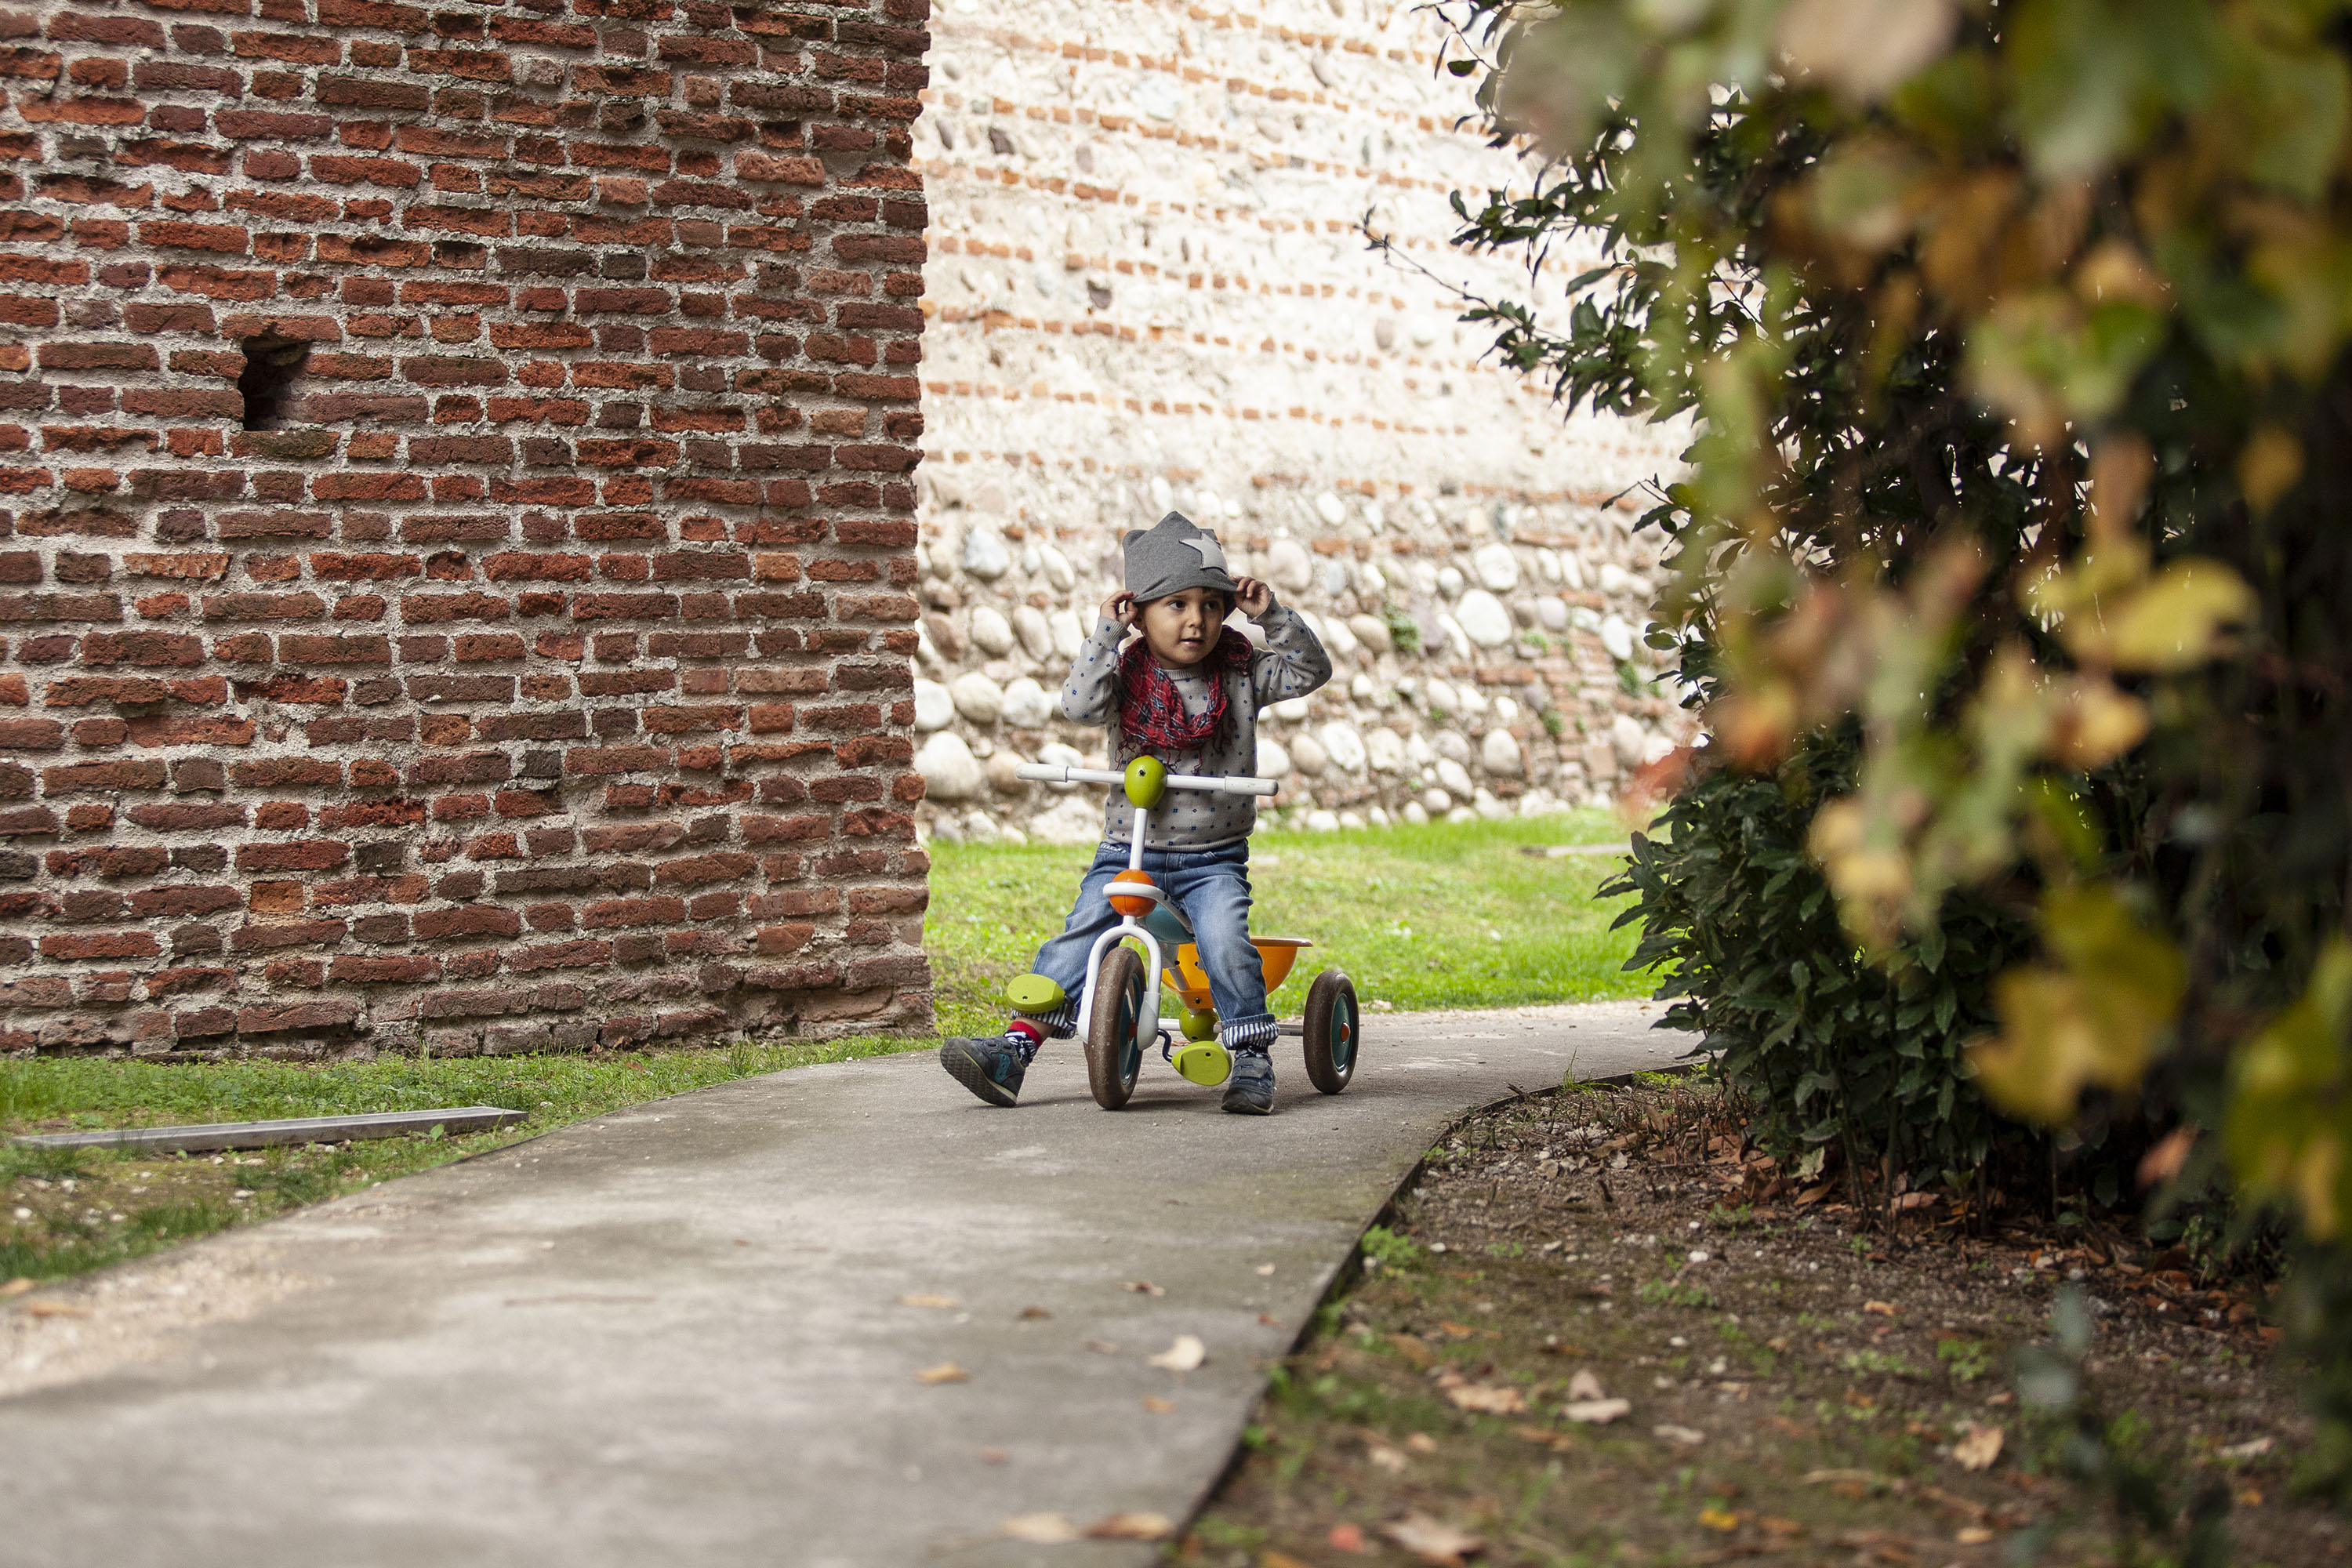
1969, 887, 2184, 1124
2226, 939, 2352, 1240
2096, 560, 2258, 673
2239, 426, 2305, 514
1699, 1504, 1740, 1531
1967, 973, 2103, 1123
2049, 678, 2148, 771
914, 1363, 969, 1385
897, 1293, 957, 1308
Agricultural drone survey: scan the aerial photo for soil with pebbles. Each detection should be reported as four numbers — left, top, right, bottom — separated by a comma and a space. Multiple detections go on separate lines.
1181, 1080, 2345, 1567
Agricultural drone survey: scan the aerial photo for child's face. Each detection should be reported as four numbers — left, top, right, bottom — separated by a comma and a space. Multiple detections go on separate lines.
1138, 586, 1231, 668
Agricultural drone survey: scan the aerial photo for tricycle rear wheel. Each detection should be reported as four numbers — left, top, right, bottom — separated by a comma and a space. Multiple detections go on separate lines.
1085, 946, 1148, 1109
1301, 969, 1358, 1094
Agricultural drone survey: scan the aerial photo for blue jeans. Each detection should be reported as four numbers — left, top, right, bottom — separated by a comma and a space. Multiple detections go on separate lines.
1025, 840, 1276, 1052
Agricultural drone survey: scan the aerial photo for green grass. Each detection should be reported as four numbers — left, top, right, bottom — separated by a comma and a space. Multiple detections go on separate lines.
2, 812, 1651, 1287
0, 1036, 922, 1284
924, 810, 1652, 1036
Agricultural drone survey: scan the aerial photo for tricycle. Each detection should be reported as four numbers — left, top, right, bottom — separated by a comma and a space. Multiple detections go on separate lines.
1009, 757, 1360, 1110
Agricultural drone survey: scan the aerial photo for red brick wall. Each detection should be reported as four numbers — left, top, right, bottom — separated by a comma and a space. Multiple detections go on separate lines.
0, 0, 935, 1056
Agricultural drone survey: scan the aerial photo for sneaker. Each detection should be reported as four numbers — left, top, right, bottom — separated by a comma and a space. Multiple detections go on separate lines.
940, 1035, 1028, 1107
1221, 1050, 1274, 1115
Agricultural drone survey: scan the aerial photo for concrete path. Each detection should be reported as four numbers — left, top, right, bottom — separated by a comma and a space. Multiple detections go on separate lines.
1, 1002, 1689, 1567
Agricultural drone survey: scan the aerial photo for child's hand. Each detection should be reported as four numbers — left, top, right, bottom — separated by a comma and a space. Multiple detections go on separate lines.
1233, 577, 1274, 619
1102, 590, 1138, 629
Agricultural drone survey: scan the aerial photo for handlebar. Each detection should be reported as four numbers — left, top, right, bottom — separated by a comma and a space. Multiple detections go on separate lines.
1014, 762, 1280, 797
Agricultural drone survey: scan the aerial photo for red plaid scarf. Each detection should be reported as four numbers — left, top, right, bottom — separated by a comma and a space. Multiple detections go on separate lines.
1116, 627, 1252, 757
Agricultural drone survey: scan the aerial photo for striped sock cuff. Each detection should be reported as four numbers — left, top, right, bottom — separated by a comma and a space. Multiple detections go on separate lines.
1220, 1014, 1278, 1054
1017, 998, 1079, 1038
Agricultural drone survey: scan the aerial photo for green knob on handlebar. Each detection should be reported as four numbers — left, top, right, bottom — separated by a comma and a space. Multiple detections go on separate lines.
1123, 756, 1167, 809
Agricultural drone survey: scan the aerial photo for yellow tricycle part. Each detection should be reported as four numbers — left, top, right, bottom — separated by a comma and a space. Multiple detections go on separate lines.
1171, 1040, 1232, 1087
1180, 1006, 1218, 1041
1162, 936, 1315, 1014
1005, 974, 1067, 1014
1123, 756, 1167, 809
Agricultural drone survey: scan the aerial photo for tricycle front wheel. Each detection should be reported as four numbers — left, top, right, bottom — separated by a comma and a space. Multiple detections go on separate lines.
1085, 946, 1148, 1109
1301, 969, 1358, 1094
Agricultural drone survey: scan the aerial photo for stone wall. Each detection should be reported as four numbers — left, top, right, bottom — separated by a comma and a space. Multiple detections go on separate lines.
906, 0, 1690, 844
0, 0, 933, 1056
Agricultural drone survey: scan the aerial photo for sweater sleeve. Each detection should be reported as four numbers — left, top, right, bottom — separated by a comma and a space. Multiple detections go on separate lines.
1247, 601, 1334, 707
1060, 615, 1128, 725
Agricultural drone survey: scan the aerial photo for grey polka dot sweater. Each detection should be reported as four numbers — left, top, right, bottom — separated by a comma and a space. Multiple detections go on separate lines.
1062, 599, 1332, 849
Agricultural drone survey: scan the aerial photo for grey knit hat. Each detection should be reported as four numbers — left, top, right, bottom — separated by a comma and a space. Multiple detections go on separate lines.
1122, 510, 1236, 604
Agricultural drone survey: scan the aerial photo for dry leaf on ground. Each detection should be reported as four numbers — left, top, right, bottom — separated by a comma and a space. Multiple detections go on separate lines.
1405, 1432, 1438, 1454
1444, 1381, 1527, 1415
1085, 1510, 1171, 1540
1654, 1424, 1706, 1446
1018, 1305, 1051, 1319
898, 1293, 956, 1308
1000, 1512, 1080, 1544
1563, 1397, 1631, 1425
1147, 1334, 1206, 1372
1864, 1300, 1899, 1316
0, 1278, 32, 1298
1141, 1395, 1174, 1414
1382, 1509, 1486, 1564
913, 1362, 969, 1385
22, 1301, 86, 1318
1121, 1280, 1166, 1296
1566, 1368, 1606, 1402
1952, 1422, 2004, 1472
1803, 1468, 1886, 1500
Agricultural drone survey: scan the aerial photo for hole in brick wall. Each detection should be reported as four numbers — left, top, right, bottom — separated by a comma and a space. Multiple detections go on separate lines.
237, 336, 310, 431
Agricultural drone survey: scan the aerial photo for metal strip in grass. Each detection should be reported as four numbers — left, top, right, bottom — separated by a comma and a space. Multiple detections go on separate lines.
9, 1106, 527, 1154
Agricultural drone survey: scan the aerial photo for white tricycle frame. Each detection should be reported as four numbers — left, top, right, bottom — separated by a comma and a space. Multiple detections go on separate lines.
1012, 760, 1277, 1047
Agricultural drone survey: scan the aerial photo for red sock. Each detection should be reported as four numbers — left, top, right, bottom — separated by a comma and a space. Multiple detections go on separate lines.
1005, 1019, 1044, 1045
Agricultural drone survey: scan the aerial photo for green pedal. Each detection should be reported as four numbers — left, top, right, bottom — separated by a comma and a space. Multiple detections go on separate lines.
1005, 974, 1066, 1014
1171, 1040, 1232, 1087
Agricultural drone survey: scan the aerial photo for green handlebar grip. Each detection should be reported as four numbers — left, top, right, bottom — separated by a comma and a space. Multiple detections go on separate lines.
1123, 756, 1167, 809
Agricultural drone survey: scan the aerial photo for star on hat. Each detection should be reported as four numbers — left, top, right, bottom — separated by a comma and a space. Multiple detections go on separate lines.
1121, 510, 1239, 603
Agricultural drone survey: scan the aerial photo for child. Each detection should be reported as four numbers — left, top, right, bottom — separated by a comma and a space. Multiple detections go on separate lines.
938, 511, 1333, 1113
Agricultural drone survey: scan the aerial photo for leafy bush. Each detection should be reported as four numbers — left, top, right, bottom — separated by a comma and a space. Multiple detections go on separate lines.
1609, 728, 2039, 1192
1438, 0, 2352, 1497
